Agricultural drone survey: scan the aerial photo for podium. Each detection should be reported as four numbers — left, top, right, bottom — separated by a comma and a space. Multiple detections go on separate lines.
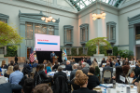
52, 56, 59, 65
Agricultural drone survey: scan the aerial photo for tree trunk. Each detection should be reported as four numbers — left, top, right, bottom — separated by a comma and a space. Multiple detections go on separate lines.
98, 41, 100, 54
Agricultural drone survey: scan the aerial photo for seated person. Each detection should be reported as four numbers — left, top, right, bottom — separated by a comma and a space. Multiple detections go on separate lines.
112, 66, 123, 83
72, 72, 97, 93
35, 64, 52, 85
53, 66, 67, 82
23, 78, 34, 93
32, 60, 38, 68
100, 58, 106, 67
87, 67, 100, 90
104, 62, 110, 68
8, 60, 15, 67
33, 84, 53, 93
64, 60, 72, 71
114, 61, 120, 67
1, 60, 8, 69
52, 61, 59, 70
4, 66, 13, 78
82, 62, 90, 75
70, 64, 78, 81
71, 70, 83, 90
121, 65, 130, 84
9, 65, 23, 93
46, 62, 52, 73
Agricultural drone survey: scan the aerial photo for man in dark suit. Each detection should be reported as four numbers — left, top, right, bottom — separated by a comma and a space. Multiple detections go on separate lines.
53, 67, 68, 82
50, 52, 56, 63
70, 64, 78, 81
64, 60, 72, 71
87, 58, 91, 65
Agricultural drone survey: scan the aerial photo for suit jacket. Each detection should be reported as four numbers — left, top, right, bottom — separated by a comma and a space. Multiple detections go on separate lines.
53, 71, 67, 82
70, 69, 77, 81
82, 67, 89, 75
64, 64, 72, 71
50, 53, 56, 59
87, 59, 91, 65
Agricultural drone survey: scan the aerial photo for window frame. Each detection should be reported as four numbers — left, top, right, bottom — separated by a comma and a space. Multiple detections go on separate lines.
64, 25, 74, 46
80, 23, 89, 45
106, 21, 116, 44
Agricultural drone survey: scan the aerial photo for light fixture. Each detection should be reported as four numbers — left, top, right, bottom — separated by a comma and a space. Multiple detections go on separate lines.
41, 0, 56, 23
92, 0, 106, 21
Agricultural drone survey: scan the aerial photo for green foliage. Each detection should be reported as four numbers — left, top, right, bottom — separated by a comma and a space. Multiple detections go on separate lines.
113, 46, 118, 56
86, 37, 112, 54
95, 66, 100, 77
4, 45, 18, 57
0, 21, 23, 47
71, 48, 77, 56
100, 46, 107, 56
118, 50, 133, 59
87, 46, 96, 56
78, 47, 84, 56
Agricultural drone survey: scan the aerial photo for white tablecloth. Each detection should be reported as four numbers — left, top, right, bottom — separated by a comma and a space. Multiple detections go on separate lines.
47, 71, 71, 80
95, 83, 137, 93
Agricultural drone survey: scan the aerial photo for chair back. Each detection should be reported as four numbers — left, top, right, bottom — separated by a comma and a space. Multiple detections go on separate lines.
54, 75, 68, 93
102, 67, 113, 83
103, 70, 111, 78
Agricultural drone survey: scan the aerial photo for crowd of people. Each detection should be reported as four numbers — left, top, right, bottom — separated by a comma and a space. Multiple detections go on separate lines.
0, 55, 140, 93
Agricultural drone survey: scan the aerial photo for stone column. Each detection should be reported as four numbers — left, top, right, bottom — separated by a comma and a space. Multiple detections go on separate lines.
129, 25, 136, 56
19, 21, 26, 58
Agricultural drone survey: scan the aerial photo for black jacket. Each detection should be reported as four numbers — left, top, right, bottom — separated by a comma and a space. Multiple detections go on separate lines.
53, 71, 68, 82
70, 69, 77, 81
52, 64, 59, 70
72, 88, 97, 93
87, 75, 100, 90
87, 59, 91, 65
34, 70, 51, 85
53, 71, 68, 93
22, 64, 31, 75
64, 64, 72, 71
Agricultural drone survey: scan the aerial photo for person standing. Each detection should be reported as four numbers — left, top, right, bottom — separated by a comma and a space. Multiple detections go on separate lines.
15, 55, 18, 64
50, 52, 56, 63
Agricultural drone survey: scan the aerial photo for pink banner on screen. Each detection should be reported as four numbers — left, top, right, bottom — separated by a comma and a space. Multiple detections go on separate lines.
35, 34, 60, 51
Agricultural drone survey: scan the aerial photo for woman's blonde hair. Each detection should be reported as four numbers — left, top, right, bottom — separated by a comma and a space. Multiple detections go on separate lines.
1, 60, 6, 67
74, 72, 88, 86
47, 62, 52, 67
6, 66, 13, 75
91, 61, 98, 69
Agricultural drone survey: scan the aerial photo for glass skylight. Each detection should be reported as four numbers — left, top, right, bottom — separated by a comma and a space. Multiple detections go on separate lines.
68, 0, 124, 11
